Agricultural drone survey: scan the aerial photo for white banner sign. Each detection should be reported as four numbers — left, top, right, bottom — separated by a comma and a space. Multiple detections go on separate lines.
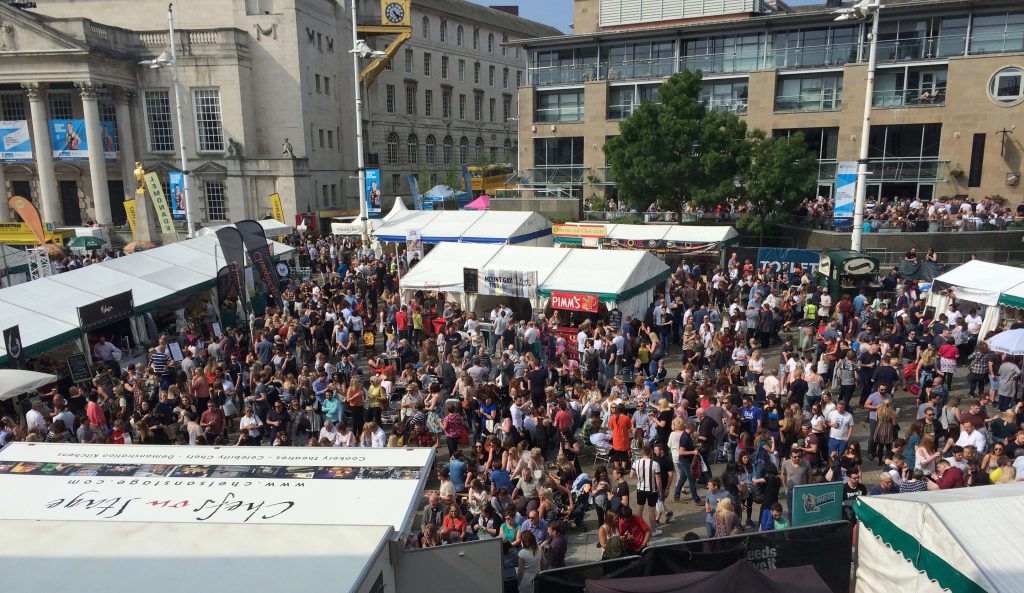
405, 228, 423, 263
477, 269, 538, 298
0, 443, 432, 529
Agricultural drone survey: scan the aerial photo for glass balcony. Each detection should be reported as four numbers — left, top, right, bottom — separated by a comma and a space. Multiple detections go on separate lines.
601, 58, 676, 81
527, 165, 587, 185
969, 31, 1024, 56
866, 159, 948, 183
529, 64, 599, 86
775, 91, 842, 112
771, 42, 858, 70
680, 52, 764, 75
704, 98, 748, 114
872, 88, 945, 108
535, 106, 584, 123
875, 34, 973, 62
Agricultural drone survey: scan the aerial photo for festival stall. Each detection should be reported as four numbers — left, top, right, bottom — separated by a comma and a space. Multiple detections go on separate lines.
398, 242, 670, 324
0, 443, 437, 593
552, 222, 739, 266
854, 483, 1024, 593
927, 260, 1024, 337
373, 208, 552, 246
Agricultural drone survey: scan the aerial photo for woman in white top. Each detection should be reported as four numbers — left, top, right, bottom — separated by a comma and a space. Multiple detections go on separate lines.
915, 435, 942, 475
517, 530, 545, 593
238, 406, 263, 446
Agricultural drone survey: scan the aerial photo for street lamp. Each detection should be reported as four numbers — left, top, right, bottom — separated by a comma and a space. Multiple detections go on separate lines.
139, 3, 195, 238
349, 4, 387, 244
836, 0, 882, 252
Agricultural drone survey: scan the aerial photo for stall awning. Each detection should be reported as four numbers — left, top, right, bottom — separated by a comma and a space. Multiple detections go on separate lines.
374, 210, 551, 245
930, 260, 1024, 307
553, 222, 739, 252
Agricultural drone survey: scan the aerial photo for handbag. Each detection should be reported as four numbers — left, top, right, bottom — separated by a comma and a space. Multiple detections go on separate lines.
907, 384, 921, 396
223, 395, 238, 416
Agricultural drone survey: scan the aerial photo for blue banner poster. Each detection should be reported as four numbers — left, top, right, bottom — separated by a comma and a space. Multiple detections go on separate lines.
168, 171, 186, 221
50, 119, 89, 160
365, 168, 382, 218
99, 121, 118, 161
757, 247, 821, 276
0, 120, 32, 161
833, 161, 857, 226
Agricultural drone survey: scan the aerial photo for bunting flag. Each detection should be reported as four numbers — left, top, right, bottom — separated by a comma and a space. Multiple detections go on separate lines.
214, 226, 249, 316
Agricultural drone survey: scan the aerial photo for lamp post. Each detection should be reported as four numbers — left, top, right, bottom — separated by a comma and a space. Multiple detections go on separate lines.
140, 3, 195, 238
836, 0, 882, 253
349, 4, 387, 245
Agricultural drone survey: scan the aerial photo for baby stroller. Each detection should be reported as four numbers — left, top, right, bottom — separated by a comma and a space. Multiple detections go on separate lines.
563, 474, 593, 532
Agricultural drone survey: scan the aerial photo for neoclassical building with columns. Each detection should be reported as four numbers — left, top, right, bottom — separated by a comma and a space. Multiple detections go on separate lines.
0, 0, 360, 232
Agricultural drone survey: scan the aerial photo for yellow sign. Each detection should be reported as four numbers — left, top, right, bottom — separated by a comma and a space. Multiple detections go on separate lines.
124, 199, 137, 238
269, 193, 285, 224
0, 222, 62, 245
552, 223, 608, 239
380, 0, 410, 26
144, 172, 175, 235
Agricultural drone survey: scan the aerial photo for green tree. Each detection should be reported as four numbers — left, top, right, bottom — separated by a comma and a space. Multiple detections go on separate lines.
603, 70, 750, 211
737, 132, 818, 244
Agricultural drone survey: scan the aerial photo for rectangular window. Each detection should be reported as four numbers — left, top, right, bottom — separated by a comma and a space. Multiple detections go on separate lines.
405, 48, 414, 73
423, 52, 432, 77
968, 133, 985, 188
391, 173, 401, 194
331, 184, 338, 204
489, 65, 495, 86
322, 184, 329, 205
474, 93, 483, 120
458, 59, 465, 83
502, 95, 512, 121
442, 89, 452, 118
489, 98, 496, 122
386, 84, 396, 113
441, 56, 449, 79
319, 129, 325, 148
192, 89, 225, 152
535, 89, 584, 122
315, 74, 322, 93
775, 73, 843, 112
144, 90, 174, 152
204, 180, 227, 221
474, 62, 481, 84
405, 85, 416, 115
503, 67, 509, 89
327, 129, 334, 148
516, 71, 523, 87
47, 91, 73, 119
424, 89, 433, 117
1, 92, 26, 120
324, 77, 330, 95
459, 94, 466, 119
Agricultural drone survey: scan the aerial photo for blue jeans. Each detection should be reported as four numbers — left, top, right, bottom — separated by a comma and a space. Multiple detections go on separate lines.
675, 458, 700, 502
705, 515, 715, 538
828, 437, 848, 457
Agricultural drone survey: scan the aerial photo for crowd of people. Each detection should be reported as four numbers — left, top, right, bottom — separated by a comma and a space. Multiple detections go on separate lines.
794, 194, 1024, 232
4, 230, 1024, 590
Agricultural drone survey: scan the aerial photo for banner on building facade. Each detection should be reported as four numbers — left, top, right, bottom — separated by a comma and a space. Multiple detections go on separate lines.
168, 171, 186, 221
550, 291, 600, 313
48, 119, 117, 161
123, 199, 136, 238
833, 161, 857, 225
0, 121, 32, 161
364, 168, 382, 218
756, 247, 821, 276
269, 193, 285, 224
477, 269, 537, 298
143, 173, 175, 234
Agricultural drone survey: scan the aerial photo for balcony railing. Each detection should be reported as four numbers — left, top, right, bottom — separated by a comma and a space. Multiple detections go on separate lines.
872, 88, 946, 108
866, 159, 948, 183
680, 52, 763, 75
602, 58, 676, 81
704, 98, 748, 114
527, 165, 587, 185
770, 42, 859, 70
969, 31, 1024, 55
530, 64, 598, 86
774, 90, 842, 112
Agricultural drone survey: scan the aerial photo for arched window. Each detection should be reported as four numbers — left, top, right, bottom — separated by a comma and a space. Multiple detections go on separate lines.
475, 137, 485, 162
386, 132, 399, 164
458, 136, 468, 163
443, 135, 453, 164
456, 25, 463, 47
472, 27, 479, 50
503, 138, 512, 162
407, 133, 419, 164
487, 33, 494, 53
421, 16, 429, 39
501, 33, 508, 56
440, 20, 447, 43
425, 135, 436, 164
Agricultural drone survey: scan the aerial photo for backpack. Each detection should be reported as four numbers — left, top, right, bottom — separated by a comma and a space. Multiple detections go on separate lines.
603, 534, 624, 559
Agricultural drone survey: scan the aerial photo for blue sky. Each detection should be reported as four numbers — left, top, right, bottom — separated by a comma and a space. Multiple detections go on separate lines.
473, 0, 822, 33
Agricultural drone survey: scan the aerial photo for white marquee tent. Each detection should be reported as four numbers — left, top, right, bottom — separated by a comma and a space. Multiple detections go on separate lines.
399, 242, 670, 320
927, 260, 1024, 337
0, 234, 295, 363
854, 483, 1024, 593
373, 204, 552, 246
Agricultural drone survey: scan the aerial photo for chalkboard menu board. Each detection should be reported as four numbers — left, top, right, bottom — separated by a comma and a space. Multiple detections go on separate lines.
66, 353, 91, 383
463, 267, 478, 294
94, 372, 115, 398
608, 308, 622, 330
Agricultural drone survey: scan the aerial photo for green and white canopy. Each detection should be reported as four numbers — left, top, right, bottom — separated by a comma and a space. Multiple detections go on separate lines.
854, 483, 1024, 593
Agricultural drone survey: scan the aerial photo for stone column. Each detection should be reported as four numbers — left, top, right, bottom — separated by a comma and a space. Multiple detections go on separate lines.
114, 87, 156, 242
77, 81, 112, 226
0, 163, 9, 221
22, 82, 61, 224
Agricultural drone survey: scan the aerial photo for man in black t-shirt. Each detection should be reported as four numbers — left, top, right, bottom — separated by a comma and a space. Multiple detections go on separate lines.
675, 422, 701, 504
652, 441, 675, 524
842, 471, 867, 520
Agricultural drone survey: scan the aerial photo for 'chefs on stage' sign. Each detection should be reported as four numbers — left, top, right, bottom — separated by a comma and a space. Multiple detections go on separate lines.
550, 291, 599, 313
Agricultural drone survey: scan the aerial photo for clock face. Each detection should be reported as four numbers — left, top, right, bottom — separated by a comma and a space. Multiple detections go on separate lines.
385, 2, 405, 23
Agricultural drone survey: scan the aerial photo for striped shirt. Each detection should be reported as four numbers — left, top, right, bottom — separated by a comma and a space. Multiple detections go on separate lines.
632, 457, 660, 493
150, 348, 170, 375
